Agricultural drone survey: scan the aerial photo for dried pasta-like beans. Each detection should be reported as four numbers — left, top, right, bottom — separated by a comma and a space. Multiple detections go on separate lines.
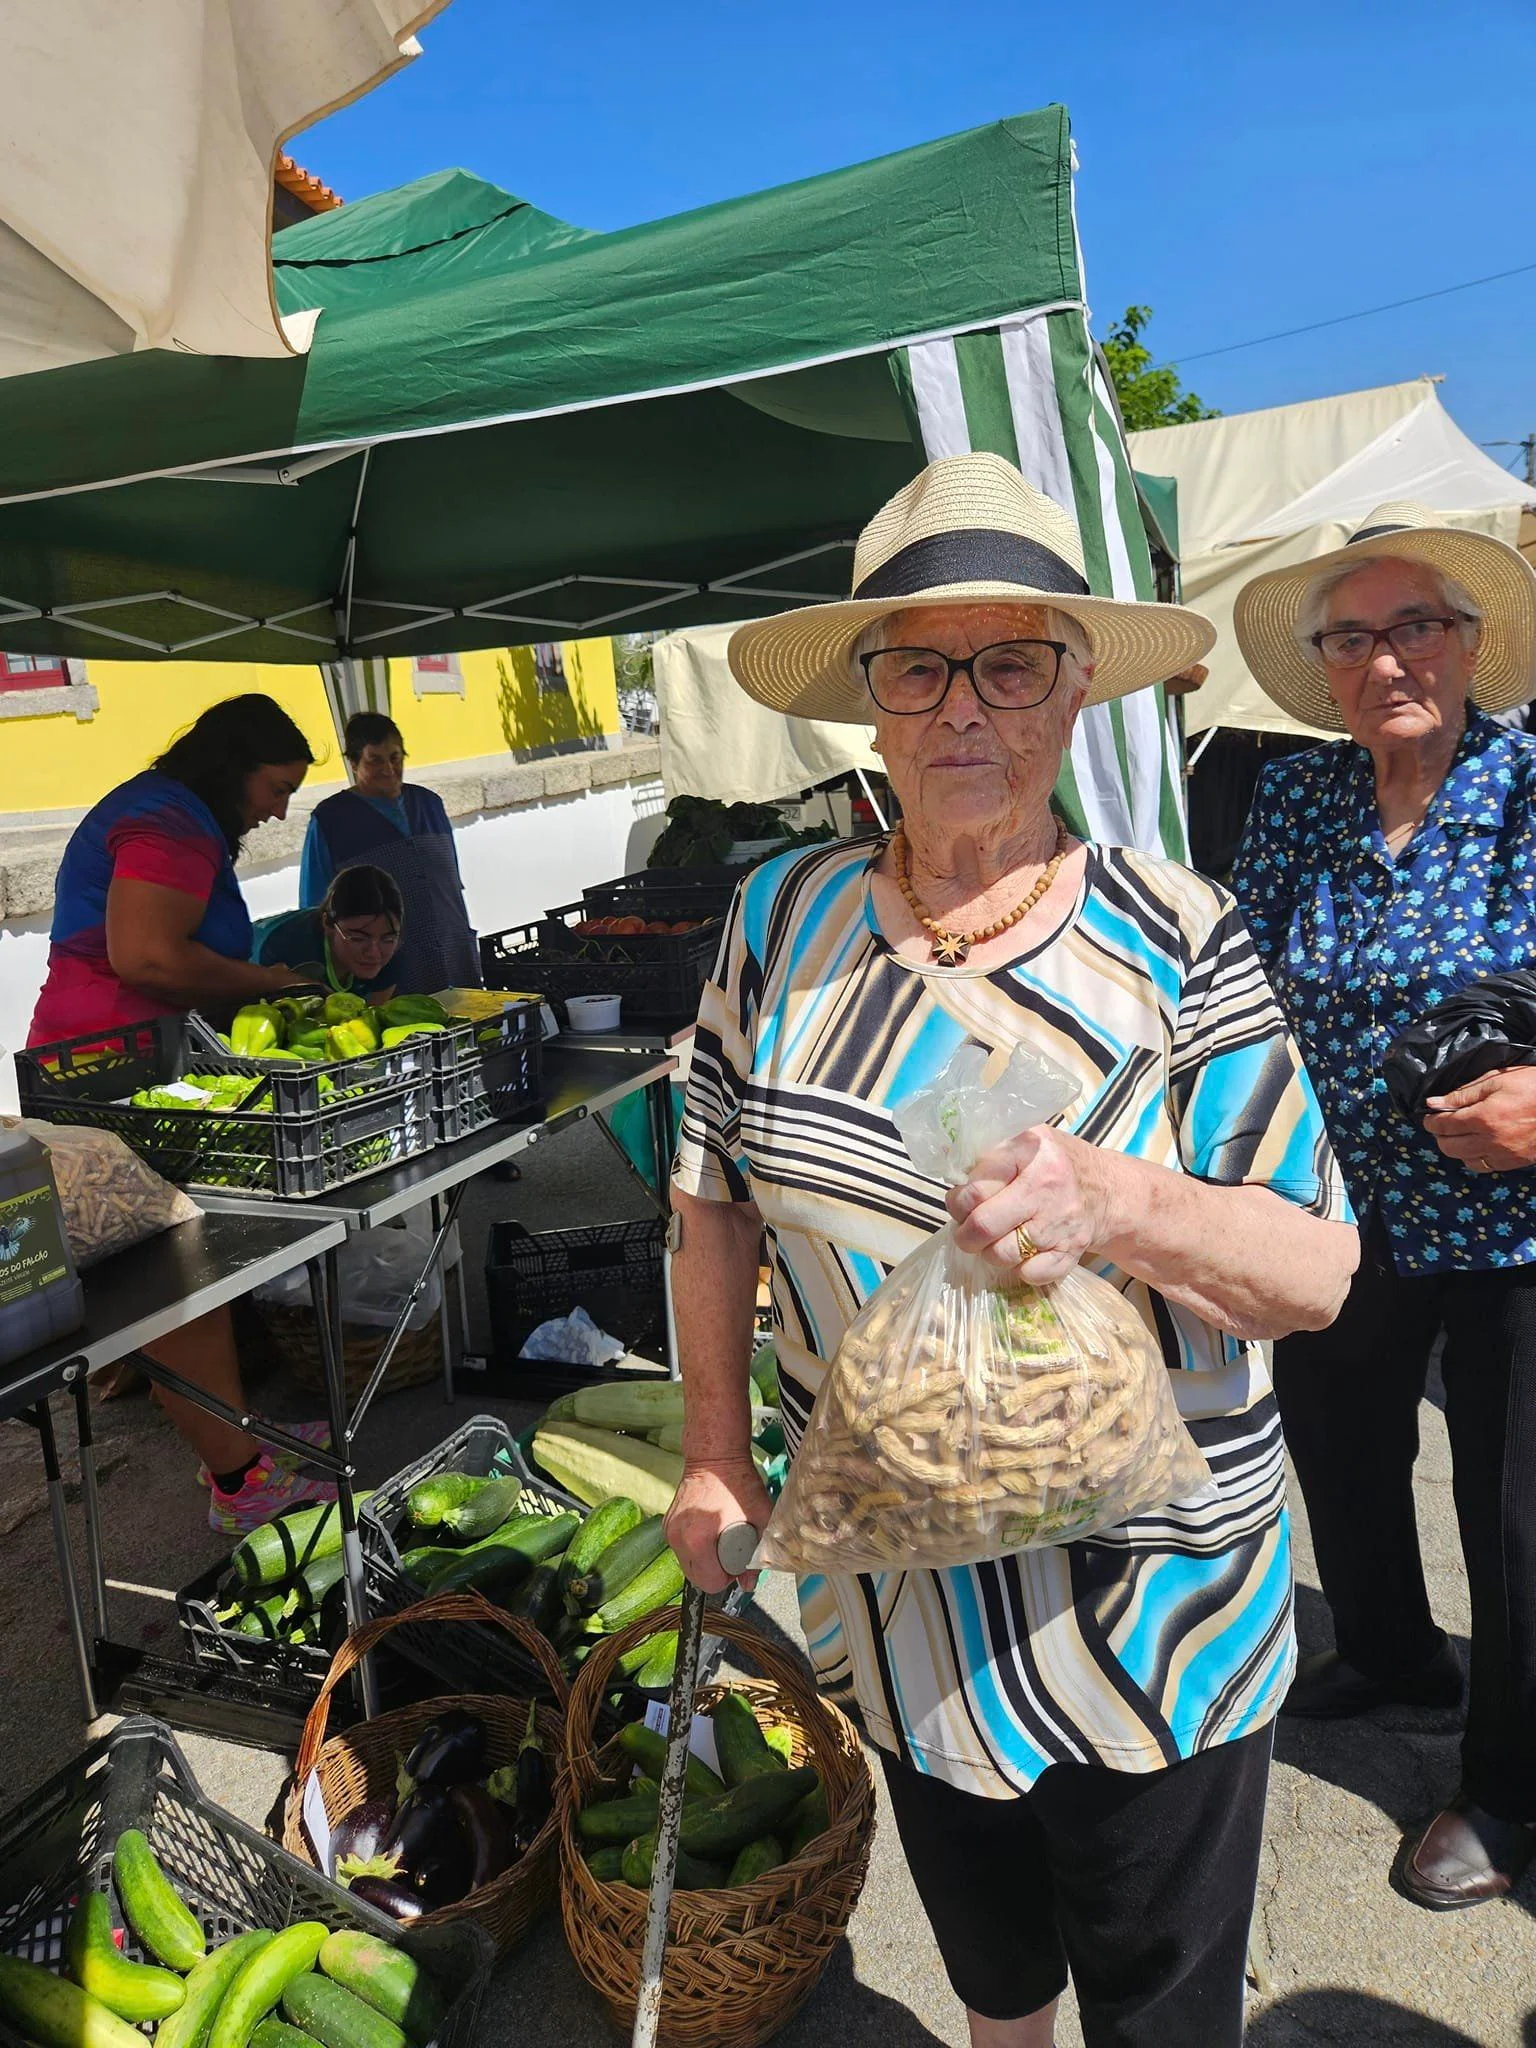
3, 1118, 199, 1268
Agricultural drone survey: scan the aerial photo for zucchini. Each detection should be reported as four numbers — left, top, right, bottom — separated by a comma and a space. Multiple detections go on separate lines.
587, 1546, 685, 1635
570, 1381, 686, 1433
439, 1477, 525, 1544
532, 1424, 682, 1518
785, 1780, 831, 1859
541, 1392, 581, 1423
616, 1721, 726, 1801
404, 1473, 490, 1529
749, 1340, 779, 1405
633, 1634, 680, 1690
281, 1977, 406, 2048
225, 1500, 368, 1592
209, 1924, 329, 2048
620, 1831, 727, 1892
617, 1629, 675, 1679
502, 1560, 563, 1631
157, 1934, 275, 2048
281, 1552, 346, 1621
114, 1828, 207, 1970
726, 1836, 784, 1886
396, 1545, 450, 1585
66, 1894, 186, 2023
424, 1512, 577, 1596
558, 1497, 643, 1599
0, 1954, 148, 2048
316, 1933, 444, 2048
710, 1694, 785, 1786
220, 1591, 290, 1641
584, 1845, 627, 1883
577, 1784, 663, 1845
679, 1766, 820, 1861
566, 1515, 669, 1614
251, 2025, 324, 2048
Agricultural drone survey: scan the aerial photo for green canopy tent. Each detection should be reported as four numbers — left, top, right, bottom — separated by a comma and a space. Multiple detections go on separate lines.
0, 109, 1187, 854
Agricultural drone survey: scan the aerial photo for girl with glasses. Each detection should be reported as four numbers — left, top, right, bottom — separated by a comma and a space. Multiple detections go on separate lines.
253, 864, 404, 1001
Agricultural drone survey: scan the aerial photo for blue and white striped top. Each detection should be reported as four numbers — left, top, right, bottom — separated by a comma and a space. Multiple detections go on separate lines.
673, 837, 1351, 1795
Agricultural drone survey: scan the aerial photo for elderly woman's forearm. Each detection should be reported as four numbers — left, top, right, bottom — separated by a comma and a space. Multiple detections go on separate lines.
671, 1190, 763, 1462
1094, 1157, 1358, 1339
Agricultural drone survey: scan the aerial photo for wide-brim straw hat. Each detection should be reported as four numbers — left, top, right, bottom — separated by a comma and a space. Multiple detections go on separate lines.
728, 452, 1216, 724
1234, 501, 1536, 732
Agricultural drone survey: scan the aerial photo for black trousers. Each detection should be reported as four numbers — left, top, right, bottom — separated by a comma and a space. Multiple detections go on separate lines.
879, 1727, 1272, 2046
1274, 1220, 1536, 1821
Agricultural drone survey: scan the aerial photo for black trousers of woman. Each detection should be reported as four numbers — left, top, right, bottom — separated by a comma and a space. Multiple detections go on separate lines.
1273, 1216, 1536, 1822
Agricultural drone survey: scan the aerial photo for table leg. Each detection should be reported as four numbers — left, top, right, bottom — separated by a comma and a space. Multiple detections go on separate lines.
431, 1194, 454, 1407
349, 1185, 467, 1439
310, 1251, 379, 1719
31, 1399, 97, 1721
70, 1372, 110, 1640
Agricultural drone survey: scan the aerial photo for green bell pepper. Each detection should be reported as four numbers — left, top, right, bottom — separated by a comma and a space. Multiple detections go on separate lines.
326, 1018, 379, 1061
321, 990, 369, 1028
381, 1023, 444, 1049
230, 1003, 282, 1057
381, 995, 449, 1030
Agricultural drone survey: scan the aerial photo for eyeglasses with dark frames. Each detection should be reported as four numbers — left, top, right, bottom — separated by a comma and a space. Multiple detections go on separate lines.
1310, 615, 1469, 672
859, 639, 1068, 715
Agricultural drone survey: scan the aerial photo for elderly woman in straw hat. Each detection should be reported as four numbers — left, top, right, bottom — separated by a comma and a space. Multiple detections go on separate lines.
1230, 503, 1536, 1910
665, 452, 1357, 2048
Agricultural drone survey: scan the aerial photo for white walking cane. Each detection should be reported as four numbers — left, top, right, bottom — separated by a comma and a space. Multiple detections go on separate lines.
630, 1522, 761, 2048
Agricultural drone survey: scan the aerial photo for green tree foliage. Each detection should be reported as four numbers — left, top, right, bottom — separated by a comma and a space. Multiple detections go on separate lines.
1100, 306, 1218, 430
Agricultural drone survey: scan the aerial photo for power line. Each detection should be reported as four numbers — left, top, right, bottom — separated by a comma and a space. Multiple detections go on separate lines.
1178, 259, 1536, 364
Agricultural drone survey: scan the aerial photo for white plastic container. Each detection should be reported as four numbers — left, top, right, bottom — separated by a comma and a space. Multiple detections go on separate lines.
565, 993, 622, 1031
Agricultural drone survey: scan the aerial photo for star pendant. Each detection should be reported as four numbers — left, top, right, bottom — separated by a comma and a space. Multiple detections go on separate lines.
931, 930, 971, 967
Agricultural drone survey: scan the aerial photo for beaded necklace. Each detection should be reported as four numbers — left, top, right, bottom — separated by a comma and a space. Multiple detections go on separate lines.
890, 820, 1071, 966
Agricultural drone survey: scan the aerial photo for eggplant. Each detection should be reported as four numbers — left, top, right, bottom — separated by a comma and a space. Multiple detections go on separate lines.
401, 1709, 487, 1790
449, 1782, 513, 1891
346, 1876, 425, 1923
329, 1795, 397, 1879
513, 1700, 553, 1854
385, 1787, 473, 1909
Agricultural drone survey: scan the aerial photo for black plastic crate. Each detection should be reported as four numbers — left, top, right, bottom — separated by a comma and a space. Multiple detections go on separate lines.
581, 868, 741, 920
174, 1558, 342, 1691
478, 906, 723, 1026
0, 1719, 491, 2048
485, 1216, 666, 1367
16, 1016, 437, 1200
426, 1000, 544, 1142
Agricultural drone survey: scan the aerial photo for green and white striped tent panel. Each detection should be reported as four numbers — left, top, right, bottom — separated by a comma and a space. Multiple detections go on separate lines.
320, 656, 391, 751
892, 310, 1188, 860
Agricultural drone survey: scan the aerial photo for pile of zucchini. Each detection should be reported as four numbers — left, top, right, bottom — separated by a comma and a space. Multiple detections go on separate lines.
210, 1499, 370, 1654
579, 1691, 830, 1891
0, 1831, 448, 2048
392, 1473, 687, 1689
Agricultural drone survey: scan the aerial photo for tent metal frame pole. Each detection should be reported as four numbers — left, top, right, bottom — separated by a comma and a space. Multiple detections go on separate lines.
854, 769, 888, 831
339, 446, 372, 651
1186, 727, 1219, 770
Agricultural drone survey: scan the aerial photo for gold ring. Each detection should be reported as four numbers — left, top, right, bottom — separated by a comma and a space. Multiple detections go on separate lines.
1015, 1224, 1038, 1265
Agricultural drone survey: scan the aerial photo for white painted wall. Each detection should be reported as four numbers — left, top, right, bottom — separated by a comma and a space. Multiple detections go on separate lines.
0, 779, 668, 1112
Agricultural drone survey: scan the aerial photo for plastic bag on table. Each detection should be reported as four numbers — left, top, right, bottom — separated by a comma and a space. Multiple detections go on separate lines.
758, 1043, 1214, 1576
1383, 968, 1536, 1126
1, 1116, 199, 1269
254, 1213, 447, 1331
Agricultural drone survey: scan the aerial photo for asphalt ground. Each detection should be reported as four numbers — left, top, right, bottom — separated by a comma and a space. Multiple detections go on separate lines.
1, 1118, 1531, 2044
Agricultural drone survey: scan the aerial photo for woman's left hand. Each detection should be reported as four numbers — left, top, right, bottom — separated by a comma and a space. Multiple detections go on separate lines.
1424, 1069, 1536, 1172
947, 1127, 1116, 1283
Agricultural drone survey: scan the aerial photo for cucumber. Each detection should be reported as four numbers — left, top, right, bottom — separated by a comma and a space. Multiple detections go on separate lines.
225, 1500, 368, 1592
316, 1933, 444, 2047
502, 1560, 563, 1631
281, 1976, 406, 2048
66, 1894, 186, 2023
710, 1694, 784, 1786
726, 1835, 784, 1886
439, 1477, 525, 1544
405, 1473, 491, 1529
785, 1781, 831, 1859
617, 1629, 675, 1679
633, 1634, 680, 1690
566, 1516, 668, 1614
584, 1845, 627, 1882
587, 1544, 685, 1634
114, 1828, 208, 1970
577, 1783, 663, 1845
619, 1831, 727, 1892
616, 1722, 726, 1802
208, 1924, 329, 2048
558, 1497, 643, 1600
251, 2024, 324, 2048
678, 1766, 820, 1861
397, 1545, 451, 1585
0, 1953, 148, 2048
157, 1933, 275, 2048
424, 1512, 577, 1596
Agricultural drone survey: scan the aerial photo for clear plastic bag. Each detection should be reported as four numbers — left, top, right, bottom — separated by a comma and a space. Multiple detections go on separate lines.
2, 1117, 199, 1270
759, 1044, 1214, 1576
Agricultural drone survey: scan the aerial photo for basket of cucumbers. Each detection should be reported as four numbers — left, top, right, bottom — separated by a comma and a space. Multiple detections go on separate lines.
559, 1606, 876, 2048
0, 1717, 490, 2048
281, 1592, 567, 1956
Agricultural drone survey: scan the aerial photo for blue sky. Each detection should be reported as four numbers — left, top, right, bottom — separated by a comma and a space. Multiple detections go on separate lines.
301, 0, 1536, 460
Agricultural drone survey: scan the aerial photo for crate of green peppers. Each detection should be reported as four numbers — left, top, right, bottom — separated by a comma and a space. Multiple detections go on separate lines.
0, 1718, 491, 2048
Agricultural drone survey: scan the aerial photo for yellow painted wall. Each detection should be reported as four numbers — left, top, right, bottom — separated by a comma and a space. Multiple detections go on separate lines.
0, 637, 619, 815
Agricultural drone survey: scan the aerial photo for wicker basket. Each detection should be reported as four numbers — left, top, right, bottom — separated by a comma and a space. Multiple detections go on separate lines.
256, 1299, 442, 1401
282, 1592, 568, 1955
559, 1605, 876, 2048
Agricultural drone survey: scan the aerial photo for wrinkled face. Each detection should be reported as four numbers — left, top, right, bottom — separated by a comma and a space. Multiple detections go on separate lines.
354, 738, 406, 800
241, 758, 309, 829
326, 911, 401, 980
1315, 558, 1478, 749
864, 603, 1090, 836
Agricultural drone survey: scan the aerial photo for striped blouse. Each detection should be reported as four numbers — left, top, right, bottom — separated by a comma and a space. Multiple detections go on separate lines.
673, 837, 1352, 1795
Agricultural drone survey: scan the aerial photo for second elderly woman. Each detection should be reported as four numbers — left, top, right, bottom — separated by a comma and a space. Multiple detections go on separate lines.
1231, 503, 1536, 1910
667, 454, 1357, 2048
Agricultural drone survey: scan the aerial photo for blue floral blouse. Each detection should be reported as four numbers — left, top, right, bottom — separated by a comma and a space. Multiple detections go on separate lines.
1231, 708, 1536, 1276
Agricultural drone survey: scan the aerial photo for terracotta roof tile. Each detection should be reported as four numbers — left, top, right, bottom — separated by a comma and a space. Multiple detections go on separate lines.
275, 153, 342, 214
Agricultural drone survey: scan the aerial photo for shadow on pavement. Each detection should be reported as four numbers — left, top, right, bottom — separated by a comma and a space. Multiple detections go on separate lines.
773, 1944, 953, 2047
1247, 1989, 1486, 2043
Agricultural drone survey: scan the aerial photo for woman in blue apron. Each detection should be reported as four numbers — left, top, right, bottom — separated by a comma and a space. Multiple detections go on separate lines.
300, 713, 479, 994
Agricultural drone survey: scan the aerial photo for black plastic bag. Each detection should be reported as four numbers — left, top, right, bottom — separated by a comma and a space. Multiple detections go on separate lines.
1383, 970, 1536, 1125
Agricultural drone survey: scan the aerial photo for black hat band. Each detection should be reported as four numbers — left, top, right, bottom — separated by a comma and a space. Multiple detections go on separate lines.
853, 527, 1089, 602
1348, 521, 1413, 545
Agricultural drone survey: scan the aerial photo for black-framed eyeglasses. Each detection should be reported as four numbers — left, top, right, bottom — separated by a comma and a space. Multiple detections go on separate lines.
1310, 615, 1468, 672
859, 640, 1068, 715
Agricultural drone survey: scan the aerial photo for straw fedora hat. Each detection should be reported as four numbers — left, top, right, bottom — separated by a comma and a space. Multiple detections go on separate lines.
727, 452, 1216, 724
1234, 500, 1536, 733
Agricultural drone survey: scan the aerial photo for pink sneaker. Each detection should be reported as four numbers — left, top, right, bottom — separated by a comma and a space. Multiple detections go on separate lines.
196, 1419, 334, 1491
207, 1451, 339, 1536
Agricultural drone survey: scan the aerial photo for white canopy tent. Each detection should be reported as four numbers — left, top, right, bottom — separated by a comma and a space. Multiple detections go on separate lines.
655, 622, 881, 806
1131, 379, 1536, 738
